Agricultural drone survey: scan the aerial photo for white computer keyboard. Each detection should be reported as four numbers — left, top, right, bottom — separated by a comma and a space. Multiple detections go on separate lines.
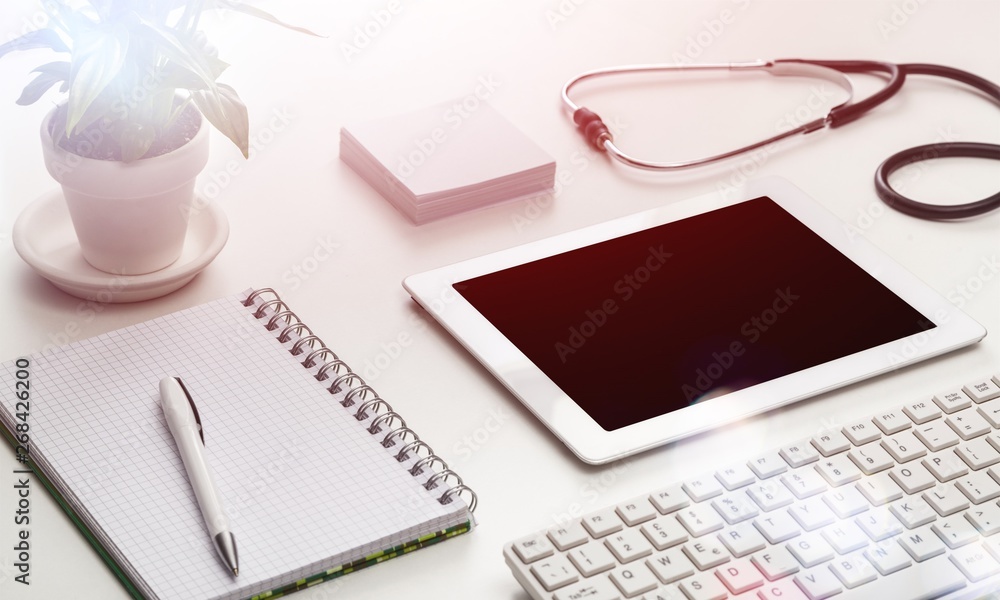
504, 373, 1000, 600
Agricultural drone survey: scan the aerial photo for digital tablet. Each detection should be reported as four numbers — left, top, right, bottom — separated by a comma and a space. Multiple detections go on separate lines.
403, 177, 986, 464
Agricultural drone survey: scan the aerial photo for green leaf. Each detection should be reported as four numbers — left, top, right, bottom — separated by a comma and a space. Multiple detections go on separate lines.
66, 24, 130, 134
16, 63, 70, 105
119, 121, 156, 162
164, 96, 194, 131
0, 29, 69, 60
190, 83, 248, 157
215, 0, 323, 36
159, 63, 215, 90
33, 60, 72, 76
132, 20, 227, 87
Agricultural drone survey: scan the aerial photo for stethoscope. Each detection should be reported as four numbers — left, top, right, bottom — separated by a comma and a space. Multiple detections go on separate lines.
562, 59, 1000, 220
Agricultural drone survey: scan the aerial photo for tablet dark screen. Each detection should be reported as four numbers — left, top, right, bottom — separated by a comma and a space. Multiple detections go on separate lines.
452, 196, 934, 431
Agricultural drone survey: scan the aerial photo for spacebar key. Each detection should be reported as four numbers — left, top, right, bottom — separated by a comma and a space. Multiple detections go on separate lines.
842, 555, 966, 599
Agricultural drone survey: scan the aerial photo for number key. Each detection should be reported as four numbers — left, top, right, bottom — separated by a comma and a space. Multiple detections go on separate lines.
604, 529, 653, 563
881, 430, 927, 463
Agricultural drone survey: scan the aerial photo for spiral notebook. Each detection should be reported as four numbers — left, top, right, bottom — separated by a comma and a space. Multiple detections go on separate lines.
0, 288, 477, 600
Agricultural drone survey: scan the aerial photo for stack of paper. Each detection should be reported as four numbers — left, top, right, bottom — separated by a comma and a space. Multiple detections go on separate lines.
340, 100, 556, 224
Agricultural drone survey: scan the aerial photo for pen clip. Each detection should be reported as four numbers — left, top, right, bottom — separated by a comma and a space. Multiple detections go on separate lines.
174, 377, 205, 445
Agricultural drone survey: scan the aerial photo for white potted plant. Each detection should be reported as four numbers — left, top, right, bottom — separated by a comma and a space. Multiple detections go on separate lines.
0, 0, 315, 275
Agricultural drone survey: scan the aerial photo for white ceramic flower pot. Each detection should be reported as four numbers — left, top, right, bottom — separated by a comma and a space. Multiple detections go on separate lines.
40, 109, 210, 275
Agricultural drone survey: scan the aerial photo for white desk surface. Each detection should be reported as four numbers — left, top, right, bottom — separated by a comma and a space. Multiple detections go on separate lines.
1, 1, 998, 598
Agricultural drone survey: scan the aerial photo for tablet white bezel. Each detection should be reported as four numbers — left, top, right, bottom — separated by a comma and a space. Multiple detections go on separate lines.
403, 177, 986, 464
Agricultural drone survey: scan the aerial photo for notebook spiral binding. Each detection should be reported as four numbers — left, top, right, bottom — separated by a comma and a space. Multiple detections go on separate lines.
243, 288, 478, 512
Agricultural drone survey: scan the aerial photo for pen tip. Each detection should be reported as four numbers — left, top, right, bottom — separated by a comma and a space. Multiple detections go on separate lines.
233, 568, 239, 577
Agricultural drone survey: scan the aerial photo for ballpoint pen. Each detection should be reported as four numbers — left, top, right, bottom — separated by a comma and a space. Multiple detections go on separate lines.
159, 376, 240, 577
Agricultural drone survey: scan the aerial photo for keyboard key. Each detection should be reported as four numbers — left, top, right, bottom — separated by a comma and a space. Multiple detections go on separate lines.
756, 578, 808, 600
715, 558, 763, 594
821, 521, 869, 554
780, 468, 828, 500
945, 408, 992, 440
933, 389, 973, 414
617, 497, 659, 526
715, 463, 756, 490
986, 536, 1000, 562
786, 532, 835, 568
754, 511, 801, 544
678, 573, 728, 600
880, 430, 927, 463
512, 534, 554, 563
605, 529, 653, 563
682, 475, 723, 502
837, 554, 967, 598
780, 442, 819, 468
954, 471, 1000, 504
889, 495, 937, 529
888, 461, 936, 494
645, 548, 694, 584
922, 452, 969, 482
964, 377, 1000, 403
811, 431, 851, 457
822, 486, 870, 519
568, 541, 617, 576
914, 421, 960, 452
641, 516, 688, 551
548, 521, 590, 551
872, 409, 910, 435
747, 480, 794, 512
978, 397, 1000, 428
842, 419, 882, 445
502, 373, 1000, 600
676, 504, 724, 538
711, 493, 759, 525
828, 551, 877, 588
529, 554, 578, 591
897, 524, 947, 561
855, 472, 903, 506
923, 484, 970, 517
954, 438, 1000, 470
793, 567, 843, 600
902, 399, 942, 424
966, 501, 1000, 536
855, 507, 903, 541
932, 514, 980, 549
863, 538, 912, 575
950, 543, 1000, 582
751, 545, 799, 580
814, 455, 862, 487
682, 536, 730, 570
787, 498, 836, 531
649, 486, 689, 515
748, 453, 787, 479
552, 578, 622, 600
583, 509, 625, 538
609, 563, 659, 597
718, 522, 767, 558
848, 443, 895, 475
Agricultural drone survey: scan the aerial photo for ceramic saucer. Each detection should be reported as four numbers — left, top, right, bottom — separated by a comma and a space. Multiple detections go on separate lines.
13, 190, 229, 303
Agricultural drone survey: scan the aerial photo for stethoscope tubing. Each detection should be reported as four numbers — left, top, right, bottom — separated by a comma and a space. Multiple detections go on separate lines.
564, 59, 999, 220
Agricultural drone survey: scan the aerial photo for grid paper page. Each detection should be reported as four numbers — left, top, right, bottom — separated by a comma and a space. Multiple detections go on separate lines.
0, 294, 468, 600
